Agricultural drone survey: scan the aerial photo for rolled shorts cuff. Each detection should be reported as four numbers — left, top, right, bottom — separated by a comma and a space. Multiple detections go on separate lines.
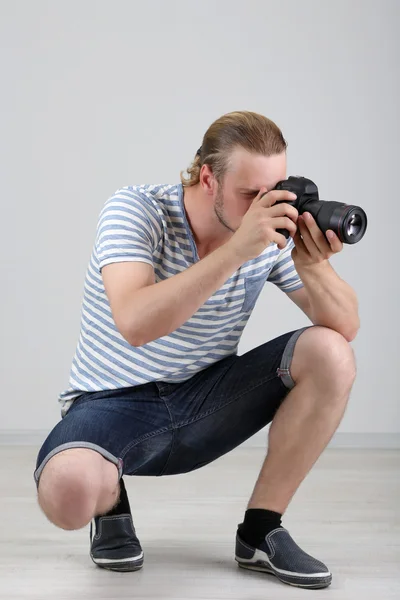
33, 441, 123, 487
276, 325, 312, 390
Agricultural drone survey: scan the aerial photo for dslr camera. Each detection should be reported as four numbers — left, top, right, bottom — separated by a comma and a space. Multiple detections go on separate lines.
273, 176, 367, 244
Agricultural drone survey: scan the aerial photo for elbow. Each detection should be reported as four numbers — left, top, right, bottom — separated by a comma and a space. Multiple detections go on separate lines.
343, 329, 358, 343
133, 337, 149, 348
124, 329, 147, 347
126, 325, 153, 347
342, 317, 360, 343
314, 317, 360, 343
126, 335, 144, 347
116, 318, 146, 347
345, 298, 360, 342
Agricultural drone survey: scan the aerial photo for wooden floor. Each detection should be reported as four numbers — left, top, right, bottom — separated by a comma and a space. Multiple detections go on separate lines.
0, 445, 399, 599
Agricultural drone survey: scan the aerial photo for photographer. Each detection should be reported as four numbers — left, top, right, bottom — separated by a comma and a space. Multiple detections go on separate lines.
34, 111, 360, 589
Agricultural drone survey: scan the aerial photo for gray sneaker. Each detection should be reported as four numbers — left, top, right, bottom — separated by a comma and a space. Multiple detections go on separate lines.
235, 527, 332, 589
90, 514, 144, 572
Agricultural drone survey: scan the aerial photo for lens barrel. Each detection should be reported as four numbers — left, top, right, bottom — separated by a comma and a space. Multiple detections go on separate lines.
311, 201, 368, 244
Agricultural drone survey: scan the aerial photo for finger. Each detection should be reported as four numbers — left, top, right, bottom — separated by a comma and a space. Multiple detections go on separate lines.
272, 231, 289, 250
256, 189, 297, 208
293, 229, 308, 254
271, 216, 297, 239
268, 202, 299, 223
252, 187, 270, 206
302, 212, 332, 255
298, 216, 322, 260
326, 230, 343, 253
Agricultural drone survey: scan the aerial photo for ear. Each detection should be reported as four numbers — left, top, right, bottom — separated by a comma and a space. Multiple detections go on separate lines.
199, 164, 217, 196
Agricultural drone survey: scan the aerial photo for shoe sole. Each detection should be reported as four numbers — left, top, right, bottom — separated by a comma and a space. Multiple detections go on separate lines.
236, 560, 332, 589
91, 554, 144, 572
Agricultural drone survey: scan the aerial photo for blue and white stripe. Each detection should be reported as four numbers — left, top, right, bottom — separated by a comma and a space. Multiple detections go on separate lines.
59, 183, 303, 414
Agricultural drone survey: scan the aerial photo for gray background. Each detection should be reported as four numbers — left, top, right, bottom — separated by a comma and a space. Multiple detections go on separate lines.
1, 0, 399, 444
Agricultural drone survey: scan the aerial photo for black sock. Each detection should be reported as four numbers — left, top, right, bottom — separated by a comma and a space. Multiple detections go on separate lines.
238, 509, 282, 547
105, 478, 131, 517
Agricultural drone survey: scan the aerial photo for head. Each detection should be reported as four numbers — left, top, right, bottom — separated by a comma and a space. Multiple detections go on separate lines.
181, 111, 287, 233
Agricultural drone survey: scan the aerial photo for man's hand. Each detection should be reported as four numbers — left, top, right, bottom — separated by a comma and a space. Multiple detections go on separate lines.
228, 187, 298, 263
291, 211, 343, 268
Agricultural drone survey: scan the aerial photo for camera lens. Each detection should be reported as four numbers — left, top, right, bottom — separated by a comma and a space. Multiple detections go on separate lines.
311, 202, 368, 244
346, 213, 362, 237
339, 207, 367, 244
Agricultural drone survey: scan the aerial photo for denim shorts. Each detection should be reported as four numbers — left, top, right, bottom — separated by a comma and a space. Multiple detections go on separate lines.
34, 327, 309, 486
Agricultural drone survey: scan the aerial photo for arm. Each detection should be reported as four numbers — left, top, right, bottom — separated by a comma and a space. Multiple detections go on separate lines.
97, 189, 244, 347
103, 245, 243, 346
286, 265, 359, 342
286, 212, 360, 342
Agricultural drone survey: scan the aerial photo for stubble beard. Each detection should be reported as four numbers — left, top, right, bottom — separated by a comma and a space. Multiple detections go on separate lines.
214, 187, 236, 234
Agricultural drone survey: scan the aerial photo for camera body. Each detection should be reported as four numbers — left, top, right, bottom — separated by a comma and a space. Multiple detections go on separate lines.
273, 176, 367, 244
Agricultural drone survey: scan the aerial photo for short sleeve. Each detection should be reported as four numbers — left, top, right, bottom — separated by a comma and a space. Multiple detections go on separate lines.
267, 237, 304, 292
95, 188, 161, 270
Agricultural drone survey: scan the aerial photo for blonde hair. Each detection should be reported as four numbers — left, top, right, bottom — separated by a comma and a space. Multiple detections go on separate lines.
180, 111, 287, 187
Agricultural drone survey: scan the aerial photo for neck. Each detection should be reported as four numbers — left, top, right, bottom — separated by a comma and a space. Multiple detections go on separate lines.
182, 184, 232, 258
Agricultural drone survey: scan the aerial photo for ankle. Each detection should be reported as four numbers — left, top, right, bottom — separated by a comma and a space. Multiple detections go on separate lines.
238, 508, 282, 547
99, 478, 131, 517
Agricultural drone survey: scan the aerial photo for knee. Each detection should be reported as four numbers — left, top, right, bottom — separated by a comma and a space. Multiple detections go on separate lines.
37, 449, 110, 531
291, 326, 356, 391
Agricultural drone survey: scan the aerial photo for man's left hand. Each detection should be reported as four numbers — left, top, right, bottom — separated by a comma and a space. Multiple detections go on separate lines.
291, 212, 343, 268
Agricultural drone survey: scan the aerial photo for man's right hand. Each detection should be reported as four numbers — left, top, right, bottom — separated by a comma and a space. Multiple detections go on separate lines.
228, 188, 299, 262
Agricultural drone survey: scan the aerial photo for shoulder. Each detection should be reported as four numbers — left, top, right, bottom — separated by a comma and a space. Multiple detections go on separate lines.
100, 184, 167, 227
97, 186, 170, 243
103, 183, 179, 216
103, 185, 157, 212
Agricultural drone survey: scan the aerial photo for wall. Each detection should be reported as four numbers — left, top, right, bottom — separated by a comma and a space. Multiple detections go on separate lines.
1, 0, 399, 443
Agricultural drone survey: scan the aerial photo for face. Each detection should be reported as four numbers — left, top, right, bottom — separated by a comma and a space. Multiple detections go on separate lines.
213, 148, 287, 233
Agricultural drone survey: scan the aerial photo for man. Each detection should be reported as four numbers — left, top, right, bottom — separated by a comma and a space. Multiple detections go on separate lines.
34, 111, 358, 589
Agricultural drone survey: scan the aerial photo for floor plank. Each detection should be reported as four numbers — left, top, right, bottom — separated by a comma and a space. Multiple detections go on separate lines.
0, 446, 399, 599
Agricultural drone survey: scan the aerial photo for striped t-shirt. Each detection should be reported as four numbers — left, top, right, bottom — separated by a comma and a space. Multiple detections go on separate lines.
59, 183, 304, 415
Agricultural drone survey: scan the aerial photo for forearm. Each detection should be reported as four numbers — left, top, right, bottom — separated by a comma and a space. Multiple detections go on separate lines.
129, 242, 243, 346
296, 261, 360, 341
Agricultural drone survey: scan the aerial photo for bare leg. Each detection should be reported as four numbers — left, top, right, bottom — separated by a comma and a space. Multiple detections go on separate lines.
247, 326, 356, 513
38, 448, 120, 530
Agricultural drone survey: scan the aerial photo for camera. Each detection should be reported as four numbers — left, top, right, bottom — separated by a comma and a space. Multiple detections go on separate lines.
273, 176, 367, 244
